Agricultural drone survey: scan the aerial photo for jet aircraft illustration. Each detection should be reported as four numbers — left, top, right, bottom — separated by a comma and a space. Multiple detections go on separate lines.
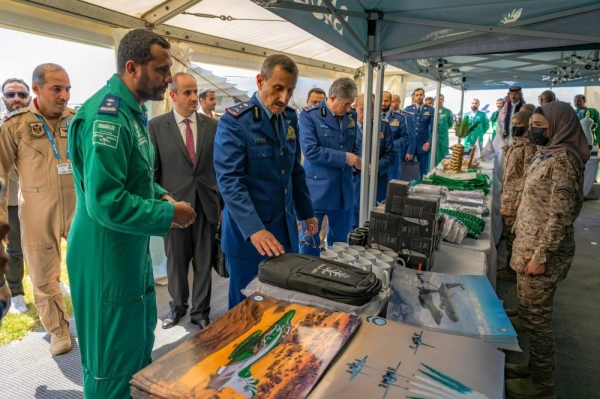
346, 355, 370, 381
410, 330, 435, 356
209, 310, 295, 398
417, 273, 465, 324
379, 361, 408, 399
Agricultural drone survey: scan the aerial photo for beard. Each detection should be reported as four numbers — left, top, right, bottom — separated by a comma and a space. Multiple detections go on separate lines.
471, 106, 478, 111
136, 68, 167, 102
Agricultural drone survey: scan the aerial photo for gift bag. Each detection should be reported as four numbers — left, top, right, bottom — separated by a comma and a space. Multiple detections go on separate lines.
211, 223, 229, 278
400, 160, 420, 181
482, 138, 495, 161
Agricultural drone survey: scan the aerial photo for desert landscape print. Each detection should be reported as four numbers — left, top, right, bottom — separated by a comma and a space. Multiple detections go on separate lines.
131, 293, 361, 399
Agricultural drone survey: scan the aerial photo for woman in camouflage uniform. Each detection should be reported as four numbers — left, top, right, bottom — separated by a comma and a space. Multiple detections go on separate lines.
497, 110, 536, 283
505, 102, 590, 399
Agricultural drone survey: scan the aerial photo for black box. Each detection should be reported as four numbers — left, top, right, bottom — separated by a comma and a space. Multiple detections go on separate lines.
399, 216, 436, 239
368, 209, 402, 251
385, 180, 410, 215
403, 195, 440, 219
398, 235, 433, 256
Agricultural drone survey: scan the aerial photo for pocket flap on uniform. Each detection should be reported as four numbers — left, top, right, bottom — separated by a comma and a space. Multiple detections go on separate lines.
249, 145, 273, 159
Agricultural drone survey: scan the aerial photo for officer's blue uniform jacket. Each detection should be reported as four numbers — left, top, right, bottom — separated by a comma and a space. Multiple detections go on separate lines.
214, 93, 314, 259
404, 104, 435, 147
385, 109, 414, 180
300, 99, 359, 211
353, 119, 396, 219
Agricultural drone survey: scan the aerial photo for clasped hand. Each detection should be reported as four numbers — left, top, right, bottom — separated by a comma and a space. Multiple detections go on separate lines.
172, 201, 196, 229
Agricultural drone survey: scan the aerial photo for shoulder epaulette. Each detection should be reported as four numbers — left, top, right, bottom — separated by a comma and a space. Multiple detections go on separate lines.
225, 102, 253, 118
3, 107, 29, 121
302, 104, 320, 113
97, 94, 120, 116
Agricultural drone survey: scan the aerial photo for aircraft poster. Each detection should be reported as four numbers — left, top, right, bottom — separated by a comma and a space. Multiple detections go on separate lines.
309, 316, 505, 399
386, 267, 518, 350
130, 293, 361, 399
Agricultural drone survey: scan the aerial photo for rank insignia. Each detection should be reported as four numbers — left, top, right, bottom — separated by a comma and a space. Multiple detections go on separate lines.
286, 126, 296, 141
98, 94, 120, 116
29, 122, 45, 138
225, 102, 252, 118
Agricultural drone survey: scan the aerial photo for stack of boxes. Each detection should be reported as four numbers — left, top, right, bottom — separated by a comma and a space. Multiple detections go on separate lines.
367, 180, 441, 270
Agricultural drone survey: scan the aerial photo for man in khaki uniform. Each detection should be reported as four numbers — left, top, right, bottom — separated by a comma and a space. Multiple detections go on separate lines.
0, 63, 75, 355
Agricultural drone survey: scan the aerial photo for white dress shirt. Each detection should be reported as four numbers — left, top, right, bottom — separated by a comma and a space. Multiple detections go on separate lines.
173, 109, 198, 149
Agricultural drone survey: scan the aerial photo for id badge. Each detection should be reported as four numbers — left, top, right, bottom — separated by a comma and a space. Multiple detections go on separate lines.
57, 163, 73, 175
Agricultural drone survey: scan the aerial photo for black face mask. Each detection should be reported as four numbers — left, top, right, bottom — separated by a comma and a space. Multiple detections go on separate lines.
512, 126, 527, 137
529, 127, 550, 146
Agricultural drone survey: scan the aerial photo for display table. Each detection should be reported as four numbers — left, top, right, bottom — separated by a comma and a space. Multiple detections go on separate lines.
435, 161, 498, 286
584, 155, 599, 197
432, 243, 487, 276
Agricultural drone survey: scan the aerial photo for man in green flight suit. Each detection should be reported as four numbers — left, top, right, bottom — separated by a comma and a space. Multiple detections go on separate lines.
463, 98, 490, 151
490, 98, 504, 141
435, 94, 454, 165
67, 29, 196, 398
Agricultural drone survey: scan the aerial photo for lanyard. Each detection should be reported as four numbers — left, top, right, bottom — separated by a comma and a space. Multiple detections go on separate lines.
35, 114, 69, 161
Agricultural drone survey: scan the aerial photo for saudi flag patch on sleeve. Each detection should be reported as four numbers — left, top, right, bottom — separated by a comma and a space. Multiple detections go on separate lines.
92, 120, 121, 148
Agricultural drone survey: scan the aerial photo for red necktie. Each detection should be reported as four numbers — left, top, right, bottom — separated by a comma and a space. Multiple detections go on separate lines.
182, 118, 196, 164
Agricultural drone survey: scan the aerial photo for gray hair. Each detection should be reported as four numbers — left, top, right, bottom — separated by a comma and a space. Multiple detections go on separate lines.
32, 63, 67, 87
169, 72, 196, 93
329, 77, 357, 101
260, 54, 298, 81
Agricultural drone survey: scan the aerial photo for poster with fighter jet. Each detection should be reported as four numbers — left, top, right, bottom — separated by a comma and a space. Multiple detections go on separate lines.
309, 316, 504, 399
130, 293, 361, 399
386, 267, 518, 350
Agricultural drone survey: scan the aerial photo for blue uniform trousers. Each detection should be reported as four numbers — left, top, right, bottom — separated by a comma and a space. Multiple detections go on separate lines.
300, 209, 352, 256
415, 145, 431, 179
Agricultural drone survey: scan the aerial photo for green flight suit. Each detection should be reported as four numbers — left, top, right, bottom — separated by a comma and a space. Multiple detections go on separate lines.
462, 111, 490, 151
490, 110, 499, 141
435, 107, 454, 165
66, 74, 175, 398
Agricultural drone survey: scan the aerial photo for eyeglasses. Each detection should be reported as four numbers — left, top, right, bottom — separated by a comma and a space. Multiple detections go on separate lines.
3, 92, 29, 99
300, 234, 316, 249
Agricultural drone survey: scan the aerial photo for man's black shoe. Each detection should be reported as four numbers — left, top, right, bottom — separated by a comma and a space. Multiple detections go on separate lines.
192, 317, 211, 330
162, 311, 184, 329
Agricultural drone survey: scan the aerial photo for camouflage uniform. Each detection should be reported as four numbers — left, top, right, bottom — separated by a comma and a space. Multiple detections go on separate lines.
500, 136, 537, 267
511, 150, 583, 371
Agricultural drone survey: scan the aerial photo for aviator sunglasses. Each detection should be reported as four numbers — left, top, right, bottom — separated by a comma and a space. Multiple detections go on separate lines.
3, 92, 29, 99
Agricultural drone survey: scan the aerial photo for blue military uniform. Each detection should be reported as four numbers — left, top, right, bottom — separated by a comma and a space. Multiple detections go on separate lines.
404, 104, 435, 178
384, 109, 414, 180
214, 94, 315, 308
299, 99, 359, 256
352, 120, 396, 228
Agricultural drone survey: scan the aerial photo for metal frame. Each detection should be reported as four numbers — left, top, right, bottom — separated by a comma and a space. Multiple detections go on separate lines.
141, 0, 203, 26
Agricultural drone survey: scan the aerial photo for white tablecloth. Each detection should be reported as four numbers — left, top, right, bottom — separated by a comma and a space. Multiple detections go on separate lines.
584, 155, 599, 197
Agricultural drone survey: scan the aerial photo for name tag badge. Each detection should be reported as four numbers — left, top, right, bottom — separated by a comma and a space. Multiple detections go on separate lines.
57, 163, 73, 175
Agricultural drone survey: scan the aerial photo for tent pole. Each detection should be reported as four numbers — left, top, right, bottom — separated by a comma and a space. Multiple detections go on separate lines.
369, 64, 385, 208
359, 62, 374, 226
429, 79, 442, 169
459, 85, 465, 120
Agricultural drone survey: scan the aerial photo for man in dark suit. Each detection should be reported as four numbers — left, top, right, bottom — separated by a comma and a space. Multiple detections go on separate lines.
149, 72, 220, 329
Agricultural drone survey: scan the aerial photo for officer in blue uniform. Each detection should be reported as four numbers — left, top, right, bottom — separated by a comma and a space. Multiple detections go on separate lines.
404, 88, 435, 178
382, 91, 414, 180
298, 77, 361, 256
214, 55, 317, 309
353, 94, 397, 228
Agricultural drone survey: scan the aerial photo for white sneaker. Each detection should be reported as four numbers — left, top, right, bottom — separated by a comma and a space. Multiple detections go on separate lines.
9, 294, 28, 313
59, 281, 71, 297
